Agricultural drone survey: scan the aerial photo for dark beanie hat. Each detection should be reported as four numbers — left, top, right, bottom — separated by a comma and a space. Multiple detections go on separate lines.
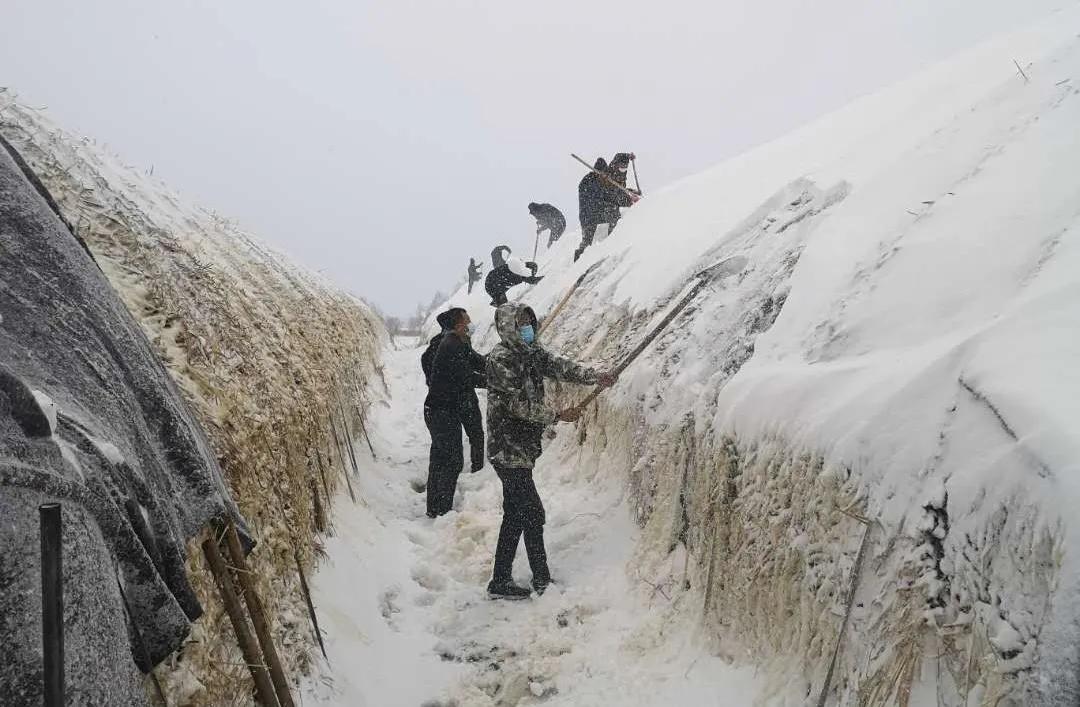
436, 307, 466, 330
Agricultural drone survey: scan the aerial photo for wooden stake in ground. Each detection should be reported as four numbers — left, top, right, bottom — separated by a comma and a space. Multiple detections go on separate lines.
353, 404, 377, 461
202, 536, 279, 707
223, 524, 296, 707
816, 521, 873, 707
1013, 59, 1030, 83
294, 548, 329, 661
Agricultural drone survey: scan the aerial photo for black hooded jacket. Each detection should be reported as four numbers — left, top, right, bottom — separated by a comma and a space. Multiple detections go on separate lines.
528, 203, 566, 233
484, 264, 542, 307
578, 159, 634, 229
423, 330, 486, 411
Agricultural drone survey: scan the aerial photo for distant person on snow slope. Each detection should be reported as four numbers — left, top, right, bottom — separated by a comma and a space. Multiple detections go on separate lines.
467, 257, 482, 294
484, 302, 617, 599
422, 308, 486, 517
528, 202, 566, 248
485, 251, 543, 307
575, 154, 639, 262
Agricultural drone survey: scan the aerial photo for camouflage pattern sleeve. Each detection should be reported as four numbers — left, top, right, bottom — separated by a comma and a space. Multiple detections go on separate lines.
537, 348, 599, 386
486, 348, 557, 426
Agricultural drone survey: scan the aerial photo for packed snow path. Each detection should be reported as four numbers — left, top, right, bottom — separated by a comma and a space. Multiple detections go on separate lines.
300, 344, 771, 706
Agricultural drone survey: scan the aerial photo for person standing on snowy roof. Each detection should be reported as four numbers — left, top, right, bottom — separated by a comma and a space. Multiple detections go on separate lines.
528, 202, 567, 248
467, 258, 482, 294
575, 155, 639, 262
484, 253, 543, 307
422, 307, 486, 517
491, 244, 511, 269
484, 302, 617, 599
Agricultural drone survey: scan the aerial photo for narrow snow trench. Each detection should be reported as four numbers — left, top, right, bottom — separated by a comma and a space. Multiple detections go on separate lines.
300, 344, 768, 706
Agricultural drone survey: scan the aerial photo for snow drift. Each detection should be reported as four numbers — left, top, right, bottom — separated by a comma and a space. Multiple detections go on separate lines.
433, 10, 1080, 705
0, 95, 386, 704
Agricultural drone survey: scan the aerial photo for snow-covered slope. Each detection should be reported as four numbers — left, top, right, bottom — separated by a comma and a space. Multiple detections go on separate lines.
431, 9, 1080, 704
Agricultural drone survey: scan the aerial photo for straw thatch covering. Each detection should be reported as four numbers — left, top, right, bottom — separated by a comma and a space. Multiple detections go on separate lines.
0, 91, 386, 705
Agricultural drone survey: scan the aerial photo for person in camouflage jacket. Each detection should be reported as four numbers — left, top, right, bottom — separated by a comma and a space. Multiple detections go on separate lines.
484, 302, 616, 598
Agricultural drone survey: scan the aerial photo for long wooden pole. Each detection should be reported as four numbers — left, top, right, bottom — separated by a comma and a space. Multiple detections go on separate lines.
571, 153, 640, 201
202, 537, 279, 707
538, 260, 604, 336
574, 278, 709, 411
223, 524, 295, 707
570, 255, 747, 410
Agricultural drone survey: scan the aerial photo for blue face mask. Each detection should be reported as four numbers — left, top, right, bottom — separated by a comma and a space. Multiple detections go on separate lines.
519, 324, 536, 345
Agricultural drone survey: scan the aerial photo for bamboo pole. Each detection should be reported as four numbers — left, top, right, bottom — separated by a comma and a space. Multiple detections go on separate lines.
354, 404, 377, 461
202, 536, 279, 707
328, 414, 357, 502
40, 503, 64, 707
222, 524, 295, 707
336, 401, 361, 474
293, 548, 328, 661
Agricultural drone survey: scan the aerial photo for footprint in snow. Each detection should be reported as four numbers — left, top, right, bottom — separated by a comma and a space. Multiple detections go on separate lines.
411, 563, 448, 591
378, 587, 402, 628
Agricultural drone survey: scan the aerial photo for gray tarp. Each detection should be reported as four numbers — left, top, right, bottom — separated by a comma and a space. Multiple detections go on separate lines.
0, 137, 248, 705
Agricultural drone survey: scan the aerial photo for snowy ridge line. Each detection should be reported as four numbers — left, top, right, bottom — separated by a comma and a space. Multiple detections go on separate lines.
428, 9, 1080, 705
0, 93, 388, 703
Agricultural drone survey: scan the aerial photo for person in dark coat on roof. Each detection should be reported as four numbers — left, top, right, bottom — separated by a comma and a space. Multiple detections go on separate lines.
484, 251, 543, 307
528, 202, 567, 248
422, 307, 486, 517
575, 156, 639, 262
467, 258, 483, 294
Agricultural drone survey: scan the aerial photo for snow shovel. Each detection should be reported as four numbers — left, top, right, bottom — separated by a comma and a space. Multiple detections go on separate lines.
571, 254, 748, 411
631, 156, 642, 195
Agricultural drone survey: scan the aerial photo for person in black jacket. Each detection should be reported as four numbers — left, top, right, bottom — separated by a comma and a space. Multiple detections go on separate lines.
484, 253, 543, 307
467, 258, 483, 294
423, 307, 487, 517
528, 202, 566, 247
575, 155, 639, 262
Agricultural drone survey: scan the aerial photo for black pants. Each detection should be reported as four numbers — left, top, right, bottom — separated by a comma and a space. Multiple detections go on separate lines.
491, 466, 550, 583
575, 219, 618, 261
461, 396, 485, 472
425, 406, 463, 516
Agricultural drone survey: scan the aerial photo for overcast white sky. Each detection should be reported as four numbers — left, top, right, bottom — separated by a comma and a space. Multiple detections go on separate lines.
1, 0, 1067, 315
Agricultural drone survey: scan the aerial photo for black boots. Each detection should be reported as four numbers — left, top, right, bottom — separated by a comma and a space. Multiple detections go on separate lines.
487, 579, 531, 600
531, 576, 553, 596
